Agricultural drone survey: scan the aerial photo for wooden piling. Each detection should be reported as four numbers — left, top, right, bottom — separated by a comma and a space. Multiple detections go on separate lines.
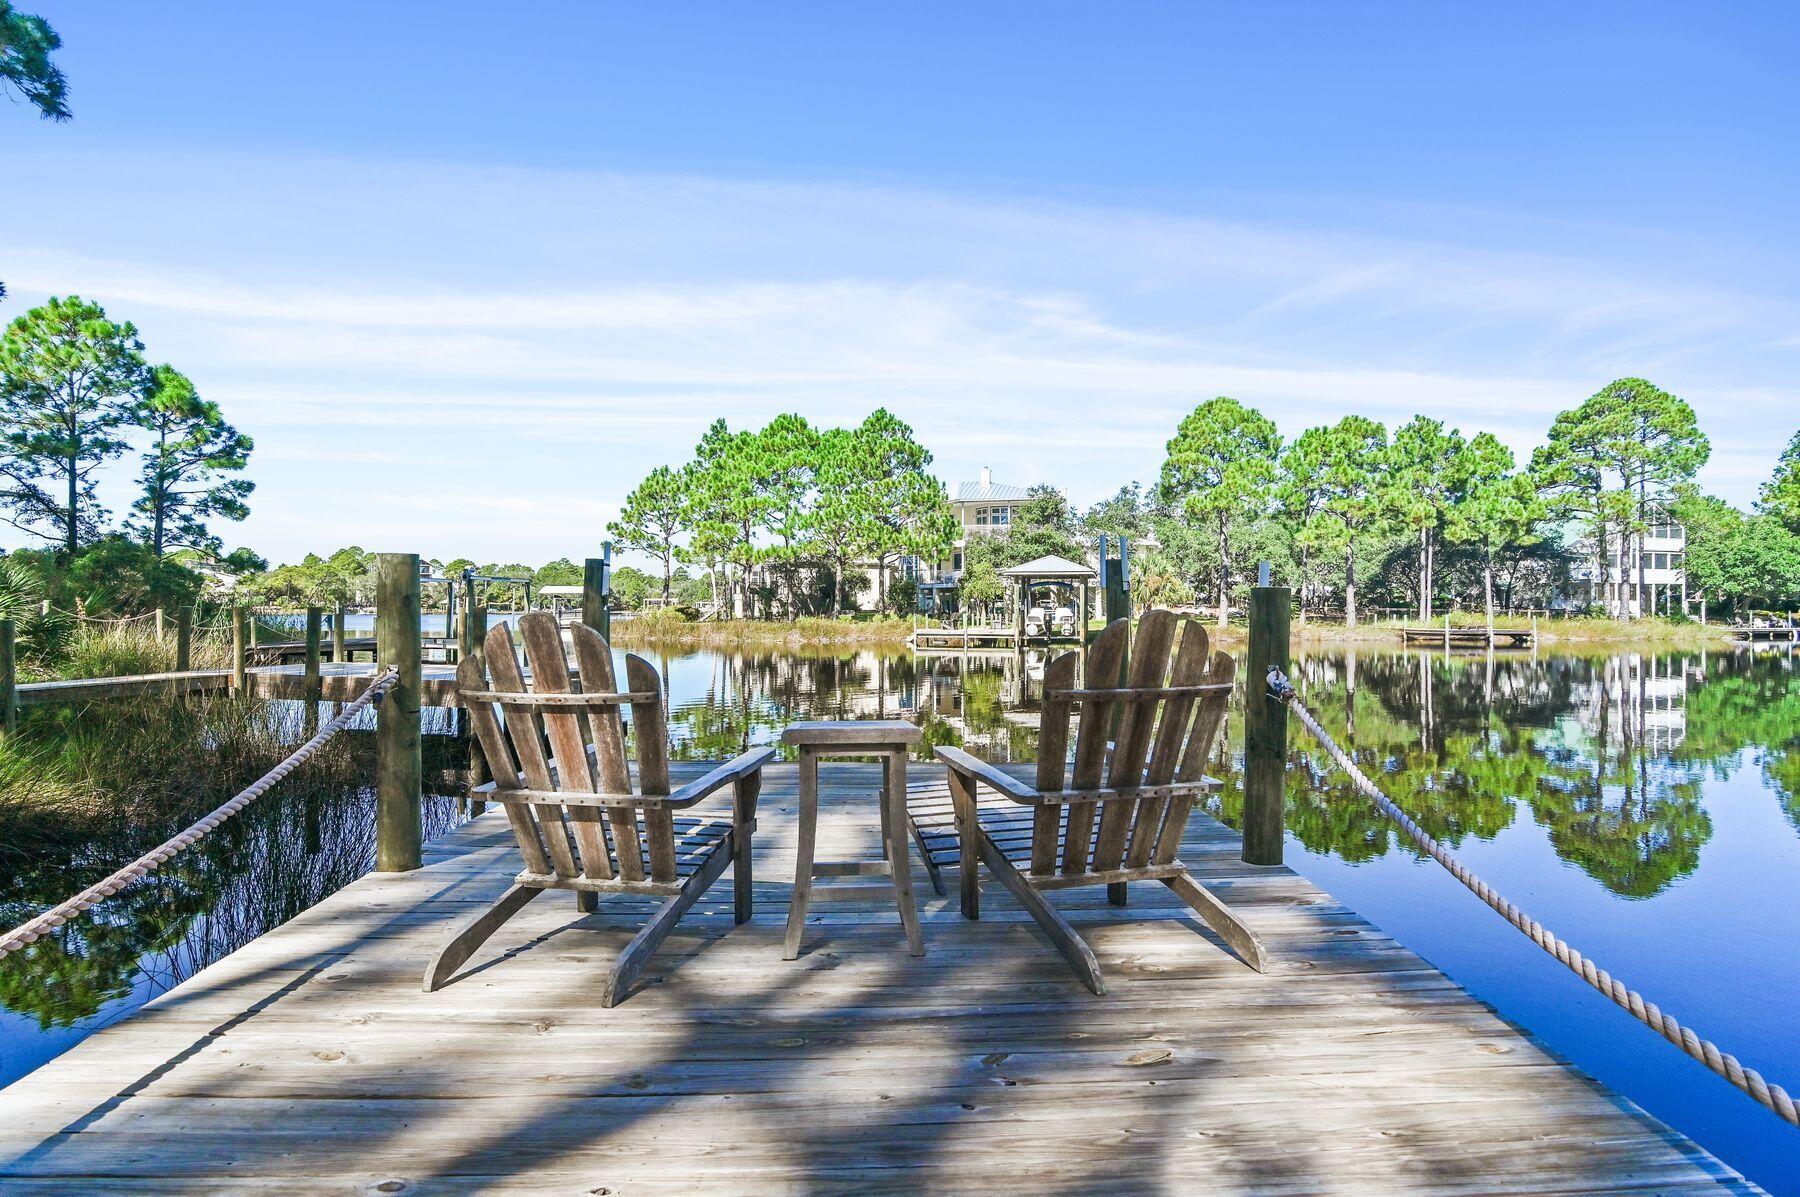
0, 619, 15, 736
303, 606, 323, 736
375, 553, 423, 872
334, 603, 349, 664
461, 602, 490, 815
1243, 584, 1290, 866
175, 606, 193, 673
583, 552, 610, 641
231, 606, 247, 692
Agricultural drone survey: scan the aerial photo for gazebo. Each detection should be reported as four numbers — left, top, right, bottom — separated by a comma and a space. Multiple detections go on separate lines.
999, 554, 1098, 641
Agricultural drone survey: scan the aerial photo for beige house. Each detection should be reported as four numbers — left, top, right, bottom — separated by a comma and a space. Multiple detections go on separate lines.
912, 466, 1034, 611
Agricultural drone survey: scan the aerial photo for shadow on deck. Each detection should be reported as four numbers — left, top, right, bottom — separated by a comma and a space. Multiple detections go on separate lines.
0, 763, 1755, 1195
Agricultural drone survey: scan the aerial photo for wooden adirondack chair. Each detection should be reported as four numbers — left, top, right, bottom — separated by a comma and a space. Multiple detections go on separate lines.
425, 612, 775, 1005
927, 610, 1266, 995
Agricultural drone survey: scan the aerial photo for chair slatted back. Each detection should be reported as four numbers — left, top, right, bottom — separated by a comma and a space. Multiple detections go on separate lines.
457, 612, 675, 885
1028, 612, 1237, 878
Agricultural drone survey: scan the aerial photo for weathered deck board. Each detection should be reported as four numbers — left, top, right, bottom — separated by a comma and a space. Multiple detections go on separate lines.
0, 763, 1755, 1195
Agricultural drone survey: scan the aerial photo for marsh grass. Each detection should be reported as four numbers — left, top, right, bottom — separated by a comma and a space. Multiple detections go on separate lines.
613, 610, 915, 648
46, 622, 232, 681
0, 694, 361, 866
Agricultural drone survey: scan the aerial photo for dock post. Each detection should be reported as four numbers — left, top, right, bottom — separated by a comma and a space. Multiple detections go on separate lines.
376, 553, 423, 872
584, 548, 611, 642
303, 606, 323, 736
461, 602, 490, 815
175, 606, 193, 673
333, 604, 348, 663
1243, 583, 1290, 866
0, 619, 15, 737
231, 605, 247, 693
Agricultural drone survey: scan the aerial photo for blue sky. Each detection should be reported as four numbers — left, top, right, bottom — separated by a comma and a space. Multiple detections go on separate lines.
2, 2, 1797, 566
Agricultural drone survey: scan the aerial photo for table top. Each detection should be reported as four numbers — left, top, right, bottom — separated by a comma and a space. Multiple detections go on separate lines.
780, 719, 923, 748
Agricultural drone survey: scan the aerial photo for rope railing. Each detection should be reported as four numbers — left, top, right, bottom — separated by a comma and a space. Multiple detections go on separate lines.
0, 668, 400, 961
1265, 667, 1799, 1129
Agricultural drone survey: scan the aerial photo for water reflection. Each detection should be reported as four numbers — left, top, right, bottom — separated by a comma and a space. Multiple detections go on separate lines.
2, 643, 1795, 1090
0, 700, 464, 1054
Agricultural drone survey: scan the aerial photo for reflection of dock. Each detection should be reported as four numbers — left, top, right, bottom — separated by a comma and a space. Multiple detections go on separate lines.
909, 626, 1082, 652
0, 760, 1746, 1192
1398, 625, 1535, 650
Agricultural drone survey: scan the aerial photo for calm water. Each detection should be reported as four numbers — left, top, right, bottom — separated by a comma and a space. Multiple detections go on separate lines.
1, 641, 1796, 1190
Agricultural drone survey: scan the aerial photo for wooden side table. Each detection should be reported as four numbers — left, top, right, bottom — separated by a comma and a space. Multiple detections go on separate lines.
780, 720, 925, 960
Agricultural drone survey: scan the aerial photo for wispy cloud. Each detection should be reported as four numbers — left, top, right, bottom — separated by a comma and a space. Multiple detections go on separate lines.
1, 151, 1792, 564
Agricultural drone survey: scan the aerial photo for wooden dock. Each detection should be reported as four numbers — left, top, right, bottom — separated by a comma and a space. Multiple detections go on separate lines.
0, 762, 1751, 1194
1398, 625, 1536, 650
1731, 625, 1797, 643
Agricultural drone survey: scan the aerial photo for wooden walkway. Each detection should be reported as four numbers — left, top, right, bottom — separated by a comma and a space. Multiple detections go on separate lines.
0, 763, 1753, 1195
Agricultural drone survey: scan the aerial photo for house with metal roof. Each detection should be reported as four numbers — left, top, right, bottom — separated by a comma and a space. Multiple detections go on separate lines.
911, 466, 1035, 610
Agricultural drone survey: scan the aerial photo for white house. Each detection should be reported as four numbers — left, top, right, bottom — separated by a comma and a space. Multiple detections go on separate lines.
910, 466, 1034, 611
1571, 505, 1688, 618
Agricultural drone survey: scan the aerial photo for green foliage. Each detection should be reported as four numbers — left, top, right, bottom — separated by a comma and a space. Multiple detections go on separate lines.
250, 546, 375, 606
1533, 378, 1708, 616
1672, 491, 1800, 612
1443, 433, 1545, 622
957, 559, 1003, 610
533, 557, 581, 587
0, 2, 67, 121
638, 409, 952, 619
0, 297, 150, 552
1759, 430, 1800, 535
610, 564, 655, 610
606, 464, 686, 602
129, 365, 254, 556
1301, 416, 1388, 624
0, 552, 66, 661
1382, 417, 1472, 619
1160, 397, 1281, 624
59, 536, 203, 615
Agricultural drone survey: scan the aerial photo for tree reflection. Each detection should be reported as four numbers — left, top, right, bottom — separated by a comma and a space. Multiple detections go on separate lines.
0, 698, 461, 1037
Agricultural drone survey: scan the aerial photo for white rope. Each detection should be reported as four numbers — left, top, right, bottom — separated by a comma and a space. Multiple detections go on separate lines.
1267, 668, 1799, 1129
0, 669, 400, 960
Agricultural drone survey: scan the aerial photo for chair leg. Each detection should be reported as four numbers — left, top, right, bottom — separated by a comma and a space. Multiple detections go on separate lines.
423, 883, 543, 992
947, 766, 980, 920
907, 803, 948, 897
884, 750, 925, 957
732, 824, 754, 926
604, 841, 733, 1007
975, 832, 1106, 996
1163, 871, 1269, 973
783, 751, 821, 960
733, 772, 760, 926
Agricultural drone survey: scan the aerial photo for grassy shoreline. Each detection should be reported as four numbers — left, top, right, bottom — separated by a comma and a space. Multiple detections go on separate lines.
609, 610, 1735, 652
609, 613, 915, 650
1197, 613, 1733, 651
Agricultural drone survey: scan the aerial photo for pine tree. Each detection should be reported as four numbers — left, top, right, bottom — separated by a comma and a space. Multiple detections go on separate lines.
0, 296, 148, 553
607, 464, 688, 605
130, 364, 254, 556
1159, 397, 1281, 626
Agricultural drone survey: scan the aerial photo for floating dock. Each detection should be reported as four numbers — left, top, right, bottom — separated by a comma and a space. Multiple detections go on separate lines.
1397, 625, 1536, 650
0, 762, 1751, 1194
1731, 625, 1797, 643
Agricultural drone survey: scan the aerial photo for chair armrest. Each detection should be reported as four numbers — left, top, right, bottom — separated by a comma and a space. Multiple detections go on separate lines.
667, 746, 779, 809
933, 746, 1040, 804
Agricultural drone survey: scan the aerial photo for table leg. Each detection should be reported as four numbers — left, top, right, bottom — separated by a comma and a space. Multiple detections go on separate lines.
783, 749, 820, 960
885, 750, 925, 957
